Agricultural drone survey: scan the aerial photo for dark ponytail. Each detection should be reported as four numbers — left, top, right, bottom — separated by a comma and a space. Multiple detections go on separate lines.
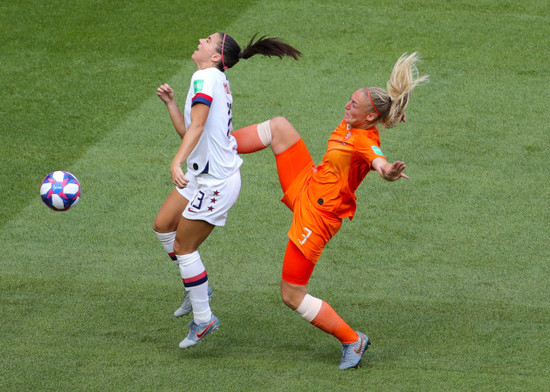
216, 33, 301, 71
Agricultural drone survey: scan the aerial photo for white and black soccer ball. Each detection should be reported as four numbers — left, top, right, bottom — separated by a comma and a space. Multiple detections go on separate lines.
40, 171, 81, 211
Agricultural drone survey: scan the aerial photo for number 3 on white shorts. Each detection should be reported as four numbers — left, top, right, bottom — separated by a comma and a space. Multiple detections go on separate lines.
299, 227, 312, 245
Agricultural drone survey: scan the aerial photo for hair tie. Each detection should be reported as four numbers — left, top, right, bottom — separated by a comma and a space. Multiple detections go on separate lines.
365, 88, 382, 116
221, 33, 228, 70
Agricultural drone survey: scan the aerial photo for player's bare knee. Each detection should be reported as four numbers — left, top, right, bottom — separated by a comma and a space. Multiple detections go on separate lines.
152, 220, 161, 233
281, 292, 297, 310
153, 219, 171, 234
173, 241, 187, 255
174, 238, 203, 255
270, 116, 291, 135
270, 117, 301, 154
280, 289, 300, 310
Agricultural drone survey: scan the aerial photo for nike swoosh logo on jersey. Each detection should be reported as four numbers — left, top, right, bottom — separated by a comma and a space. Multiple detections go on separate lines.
187, 208, 196, 213
196, 320, 216, 339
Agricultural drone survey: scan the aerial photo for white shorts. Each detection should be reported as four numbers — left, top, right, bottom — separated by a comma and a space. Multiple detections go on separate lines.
178, 170, 241, 226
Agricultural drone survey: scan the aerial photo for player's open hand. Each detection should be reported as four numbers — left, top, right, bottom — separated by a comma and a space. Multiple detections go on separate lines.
382, 161, 409, 181
157, 83, 175, 104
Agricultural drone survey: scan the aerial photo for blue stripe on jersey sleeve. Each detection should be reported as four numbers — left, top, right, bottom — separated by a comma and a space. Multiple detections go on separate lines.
192, 93, 212, 107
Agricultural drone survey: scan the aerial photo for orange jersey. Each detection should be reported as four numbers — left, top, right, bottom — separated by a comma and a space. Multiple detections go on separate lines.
309, 120, 385, 219
281, 120, 386, 262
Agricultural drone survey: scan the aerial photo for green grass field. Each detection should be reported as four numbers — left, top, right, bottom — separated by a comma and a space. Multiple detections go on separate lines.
1, 1, 549, 390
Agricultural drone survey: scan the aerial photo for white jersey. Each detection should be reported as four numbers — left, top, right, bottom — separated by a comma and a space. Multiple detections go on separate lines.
184, 67, 243, 179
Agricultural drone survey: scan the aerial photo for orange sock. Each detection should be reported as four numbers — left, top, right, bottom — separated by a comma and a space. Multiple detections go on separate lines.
311, 301, 359, 344
232, 124, 266, 154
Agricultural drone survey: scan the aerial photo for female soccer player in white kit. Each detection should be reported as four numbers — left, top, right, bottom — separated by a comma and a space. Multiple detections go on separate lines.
154, 32, 301, 348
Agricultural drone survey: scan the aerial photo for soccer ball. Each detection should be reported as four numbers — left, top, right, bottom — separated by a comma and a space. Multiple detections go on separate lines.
40, 171, 81, 211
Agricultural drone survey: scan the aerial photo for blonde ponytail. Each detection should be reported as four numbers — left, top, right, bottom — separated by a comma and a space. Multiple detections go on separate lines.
365, 52, 429, 128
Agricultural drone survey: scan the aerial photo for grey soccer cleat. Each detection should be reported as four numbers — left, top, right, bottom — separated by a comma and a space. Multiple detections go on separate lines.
339, 332, 371, 370
178, 314, 220, 349
173, 286, 214, 317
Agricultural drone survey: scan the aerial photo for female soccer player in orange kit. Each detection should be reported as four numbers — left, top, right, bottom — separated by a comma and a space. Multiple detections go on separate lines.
232, 52, 428, 369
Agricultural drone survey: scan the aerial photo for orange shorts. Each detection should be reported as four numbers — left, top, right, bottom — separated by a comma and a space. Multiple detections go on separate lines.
287, 195, 342, 263
281, 239, 315, 285
276, 139, 343, 264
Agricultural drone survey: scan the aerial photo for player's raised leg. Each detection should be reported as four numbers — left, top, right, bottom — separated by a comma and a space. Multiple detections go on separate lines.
232, 116, 301, 155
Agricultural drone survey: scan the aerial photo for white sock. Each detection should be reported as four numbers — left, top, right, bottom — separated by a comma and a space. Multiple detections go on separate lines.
154, 230, 178, 265
295, 294, 323, 322
177, 251, 211, 323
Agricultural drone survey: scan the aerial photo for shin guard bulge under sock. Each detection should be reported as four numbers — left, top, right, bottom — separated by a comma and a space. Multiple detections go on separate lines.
177, 251, 211, 323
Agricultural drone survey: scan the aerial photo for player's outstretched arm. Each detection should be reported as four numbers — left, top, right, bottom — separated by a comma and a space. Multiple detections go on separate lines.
372, 157, 409, 181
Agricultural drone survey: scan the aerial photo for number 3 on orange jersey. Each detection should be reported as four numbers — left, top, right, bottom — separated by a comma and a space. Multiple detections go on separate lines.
299, 227, 312, 245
